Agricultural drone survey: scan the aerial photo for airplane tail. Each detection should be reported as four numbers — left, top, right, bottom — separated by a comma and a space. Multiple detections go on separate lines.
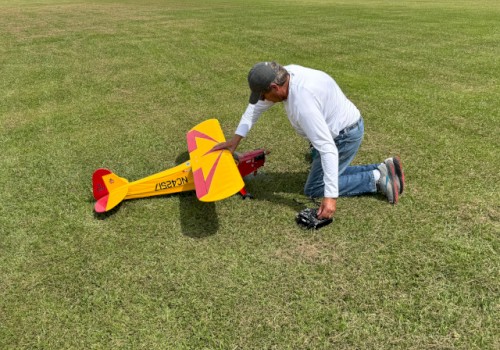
92, 168, 129, 213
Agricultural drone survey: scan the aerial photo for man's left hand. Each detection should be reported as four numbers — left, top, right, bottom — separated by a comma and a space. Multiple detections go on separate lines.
317, 197, 337, 219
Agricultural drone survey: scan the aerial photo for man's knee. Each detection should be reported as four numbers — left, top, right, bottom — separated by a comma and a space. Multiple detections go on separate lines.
304, 184, 322, 198
304, 187, 313, 197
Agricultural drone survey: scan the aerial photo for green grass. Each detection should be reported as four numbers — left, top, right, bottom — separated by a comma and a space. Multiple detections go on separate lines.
1, 0, 499, 349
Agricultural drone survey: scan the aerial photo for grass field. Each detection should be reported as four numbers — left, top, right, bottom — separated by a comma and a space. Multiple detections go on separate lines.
1, 0, 499, 349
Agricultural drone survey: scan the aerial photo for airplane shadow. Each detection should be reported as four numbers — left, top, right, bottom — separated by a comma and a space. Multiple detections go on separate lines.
91, 191, 218, 238
177, 192, 219, 238
175, 152, 219, 238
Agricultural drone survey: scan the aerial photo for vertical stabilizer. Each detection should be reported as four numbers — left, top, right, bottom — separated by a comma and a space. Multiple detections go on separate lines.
92, 168, 129, 212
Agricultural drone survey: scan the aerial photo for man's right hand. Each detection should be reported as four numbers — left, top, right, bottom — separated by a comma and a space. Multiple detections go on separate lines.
210, 135, 242, 154
317, 197, 337, 220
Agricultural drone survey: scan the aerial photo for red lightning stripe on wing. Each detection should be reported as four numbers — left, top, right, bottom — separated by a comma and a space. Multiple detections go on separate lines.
186, 130, 217, 153
193, 151, 223, 199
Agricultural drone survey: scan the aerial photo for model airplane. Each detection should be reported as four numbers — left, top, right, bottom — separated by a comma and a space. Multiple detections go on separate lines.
92, 119, 269, 213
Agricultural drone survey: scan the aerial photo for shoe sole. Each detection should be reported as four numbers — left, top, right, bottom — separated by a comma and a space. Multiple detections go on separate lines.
386, 161, 399, 204
393, 156, 405, 195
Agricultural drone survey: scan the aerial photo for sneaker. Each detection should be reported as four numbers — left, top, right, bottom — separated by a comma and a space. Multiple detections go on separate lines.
377, 163, 399, 204
385, 156, 405, 195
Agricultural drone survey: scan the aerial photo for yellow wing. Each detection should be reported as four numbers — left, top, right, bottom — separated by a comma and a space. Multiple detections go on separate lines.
186, 119, 244, 202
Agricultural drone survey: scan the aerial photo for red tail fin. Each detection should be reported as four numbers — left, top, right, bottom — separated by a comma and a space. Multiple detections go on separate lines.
92, 168, 129, 212
92, 168, 112, 200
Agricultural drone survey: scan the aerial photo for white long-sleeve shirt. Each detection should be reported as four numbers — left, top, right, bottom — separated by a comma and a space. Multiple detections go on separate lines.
235, 65, 361, 198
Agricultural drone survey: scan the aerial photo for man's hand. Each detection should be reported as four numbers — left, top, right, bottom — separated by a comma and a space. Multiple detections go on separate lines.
210, 135, 243, 154
317, 197, 337, 219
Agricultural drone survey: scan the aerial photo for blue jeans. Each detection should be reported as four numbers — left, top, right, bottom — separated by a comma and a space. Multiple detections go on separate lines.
304, 117, 379, 198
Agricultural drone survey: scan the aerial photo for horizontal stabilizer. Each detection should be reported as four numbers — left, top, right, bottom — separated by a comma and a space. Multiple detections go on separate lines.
94, 185, 128, 213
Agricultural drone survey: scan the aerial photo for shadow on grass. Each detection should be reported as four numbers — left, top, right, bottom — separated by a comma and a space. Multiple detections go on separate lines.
91, 191, 218, 237
93, 202, 123, 220
177, 193, 219, 238
175, 152, 219, 238
241, 170, 310, 212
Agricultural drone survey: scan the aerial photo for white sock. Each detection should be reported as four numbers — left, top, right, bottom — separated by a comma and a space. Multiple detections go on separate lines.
373, 169, 381, 182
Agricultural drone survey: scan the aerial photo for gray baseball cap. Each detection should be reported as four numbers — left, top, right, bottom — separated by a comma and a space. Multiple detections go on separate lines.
248, 62, 276, 104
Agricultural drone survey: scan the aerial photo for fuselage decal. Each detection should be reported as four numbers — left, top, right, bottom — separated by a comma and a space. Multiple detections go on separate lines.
155, 176, 189, 191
